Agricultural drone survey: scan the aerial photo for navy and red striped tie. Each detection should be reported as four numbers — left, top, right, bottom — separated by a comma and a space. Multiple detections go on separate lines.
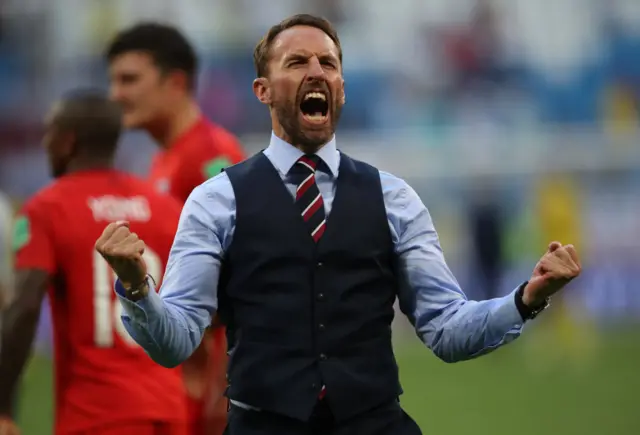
294, 155, 328, 400
295, 155, 326, 243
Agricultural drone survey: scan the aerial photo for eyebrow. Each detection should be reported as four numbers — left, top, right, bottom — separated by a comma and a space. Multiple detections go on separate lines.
284, 52, 338, 62
285, 53, 308, 62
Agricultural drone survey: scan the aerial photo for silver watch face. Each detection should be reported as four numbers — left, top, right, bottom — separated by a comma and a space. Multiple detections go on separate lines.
530, 299, 551, 319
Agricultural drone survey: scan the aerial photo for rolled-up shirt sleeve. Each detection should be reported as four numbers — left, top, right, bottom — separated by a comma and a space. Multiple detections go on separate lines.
380, 172, 525, 363
114, 175, 235, 367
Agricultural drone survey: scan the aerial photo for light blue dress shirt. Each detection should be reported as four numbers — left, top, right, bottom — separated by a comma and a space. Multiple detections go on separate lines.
115, 133, 525, 369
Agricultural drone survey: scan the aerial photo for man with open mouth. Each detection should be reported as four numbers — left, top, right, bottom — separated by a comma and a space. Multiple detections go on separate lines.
254, 30, 344, 154
99, 13, 582, 435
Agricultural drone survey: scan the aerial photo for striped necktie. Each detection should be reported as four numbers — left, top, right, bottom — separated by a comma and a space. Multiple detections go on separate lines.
295, 155, 326, 242
295, 155, 328, 399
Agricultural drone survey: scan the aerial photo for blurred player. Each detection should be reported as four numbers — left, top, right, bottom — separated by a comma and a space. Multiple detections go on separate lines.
0, 189, 16, 424
0, 189, 12, 311
0, 92, 188, 435
106, 23, 246, 435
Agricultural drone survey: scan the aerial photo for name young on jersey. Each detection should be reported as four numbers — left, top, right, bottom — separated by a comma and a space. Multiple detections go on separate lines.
88, 196, 151, 222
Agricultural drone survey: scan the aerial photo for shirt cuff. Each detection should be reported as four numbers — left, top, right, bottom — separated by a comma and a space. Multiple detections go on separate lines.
114, 278, 164, 325
496, 284, 528, 330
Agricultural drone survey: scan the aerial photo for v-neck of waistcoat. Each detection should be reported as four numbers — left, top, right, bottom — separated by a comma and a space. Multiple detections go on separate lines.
255, 150, 354, 251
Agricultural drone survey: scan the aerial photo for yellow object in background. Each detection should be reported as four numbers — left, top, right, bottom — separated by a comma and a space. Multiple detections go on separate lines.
602, 84, 639, 140
526, 174, 596, 372
535, 175, 582, 253
86, 2, 120, 52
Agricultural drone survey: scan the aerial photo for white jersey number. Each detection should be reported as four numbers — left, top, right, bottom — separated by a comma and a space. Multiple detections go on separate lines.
92, 248, 162, 347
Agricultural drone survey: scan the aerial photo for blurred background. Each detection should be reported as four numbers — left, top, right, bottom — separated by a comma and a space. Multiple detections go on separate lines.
1, 0, 639, 433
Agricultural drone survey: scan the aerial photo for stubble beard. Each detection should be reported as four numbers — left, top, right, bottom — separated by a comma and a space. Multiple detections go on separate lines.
274, 99, 342, 151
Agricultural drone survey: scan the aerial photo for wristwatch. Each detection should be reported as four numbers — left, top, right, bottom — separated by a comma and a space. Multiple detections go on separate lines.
514, 282, 550, 320
123, 277, 151, 302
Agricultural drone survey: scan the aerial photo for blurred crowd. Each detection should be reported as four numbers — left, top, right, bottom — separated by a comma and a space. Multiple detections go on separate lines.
2, 0, 640, 326
2, 0, 640, 135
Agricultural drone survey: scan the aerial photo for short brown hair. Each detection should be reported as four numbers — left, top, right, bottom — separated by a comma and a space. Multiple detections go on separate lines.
106, 23, 198, 90
253, 14, 343, 78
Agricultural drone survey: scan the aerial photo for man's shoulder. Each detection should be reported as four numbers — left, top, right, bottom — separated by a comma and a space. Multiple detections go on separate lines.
22, 179, 67, 214
194, 168, 234, 202
203, 119, 240, 145
185, 120, 242, 156
217, 151, 264, 177
339, 153, 411, 190
342, 158, 418, 209
16, 180, 87, 254
377, 170, 412, 191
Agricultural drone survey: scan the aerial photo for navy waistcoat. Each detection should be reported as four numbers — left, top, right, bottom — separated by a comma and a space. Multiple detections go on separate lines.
219, 151, 402, 422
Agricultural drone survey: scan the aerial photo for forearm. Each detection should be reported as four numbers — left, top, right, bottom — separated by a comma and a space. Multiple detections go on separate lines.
112, 183, 226, 368
116, 280, 210, 368
0, 303, 41, 415
420, 286, 525, 363
0, 282, 9, 311
385, 173, 529, 363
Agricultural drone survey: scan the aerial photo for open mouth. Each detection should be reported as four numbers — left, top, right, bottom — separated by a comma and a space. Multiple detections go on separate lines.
299, 91, 329, 124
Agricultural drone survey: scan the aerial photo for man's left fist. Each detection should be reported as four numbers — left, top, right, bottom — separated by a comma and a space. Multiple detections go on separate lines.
523, 241, 581, 307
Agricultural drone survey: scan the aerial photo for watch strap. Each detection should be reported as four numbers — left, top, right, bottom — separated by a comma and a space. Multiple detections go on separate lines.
124, 276, 151, 302
514, 282, 550, 320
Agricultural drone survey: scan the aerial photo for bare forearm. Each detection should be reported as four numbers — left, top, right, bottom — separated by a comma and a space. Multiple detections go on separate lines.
0, 283, 7, 311
0, 303, 41, 415
0, 269, 48, 415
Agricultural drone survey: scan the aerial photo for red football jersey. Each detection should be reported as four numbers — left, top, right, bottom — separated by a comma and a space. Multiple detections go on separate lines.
148, 117, 244, 434
14, 169, 188, 434
149, 117, 245, 203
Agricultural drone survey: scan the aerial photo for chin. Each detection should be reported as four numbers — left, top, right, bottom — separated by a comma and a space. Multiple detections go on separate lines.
122, 114, 147, 130
301, 130, 333, 147
298, 116, 334, 145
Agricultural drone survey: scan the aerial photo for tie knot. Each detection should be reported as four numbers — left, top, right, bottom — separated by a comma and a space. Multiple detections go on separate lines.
296, 155, 320, 174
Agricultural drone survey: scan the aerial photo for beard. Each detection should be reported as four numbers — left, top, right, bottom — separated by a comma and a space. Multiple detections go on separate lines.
273, 96, 343, 149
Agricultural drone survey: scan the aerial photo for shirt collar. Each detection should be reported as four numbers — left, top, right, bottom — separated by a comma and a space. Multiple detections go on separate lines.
264, 132, 339, 177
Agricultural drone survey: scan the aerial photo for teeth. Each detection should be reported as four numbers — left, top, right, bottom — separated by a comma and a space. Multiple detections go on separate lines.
304, 113, 327, 121
304, 92, 326, 101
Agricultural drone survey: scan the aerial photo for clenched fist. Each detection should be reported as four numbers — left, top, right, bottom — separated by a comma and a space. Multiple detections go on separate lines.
523, 241, 581, 307
95, 221, 147, 288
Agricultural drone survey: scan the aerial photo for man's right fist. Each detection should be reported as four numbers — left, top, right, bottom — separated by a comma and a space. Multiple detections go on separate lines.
95, 221, 147, 288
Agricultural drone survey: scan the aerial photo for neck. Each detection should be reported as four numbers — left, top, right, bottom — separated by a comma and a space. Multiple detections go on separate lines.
297, 143, 325, 154
272, 126, 328, 155
147, 99, 201, 149
65, 157, 113, 175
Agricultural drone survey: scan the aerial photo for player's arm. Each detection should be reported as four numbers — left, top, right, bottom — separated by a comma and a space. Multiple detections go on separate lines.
0, 283, 8, 312
382, 173, 526, 363
0, 209, 54, 417
108, 178, 233, 368
201, 135, 244, 332
0, 194, 14, 312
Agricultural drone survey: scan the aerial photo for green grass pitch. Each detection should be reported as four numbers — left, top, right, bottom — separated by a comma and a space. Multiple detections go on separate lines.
17, 326, 638, 434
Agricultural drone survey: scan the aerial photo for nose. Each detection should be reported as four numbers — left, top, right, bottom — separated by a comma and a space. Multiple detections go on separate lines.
305, 56, 326, 82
